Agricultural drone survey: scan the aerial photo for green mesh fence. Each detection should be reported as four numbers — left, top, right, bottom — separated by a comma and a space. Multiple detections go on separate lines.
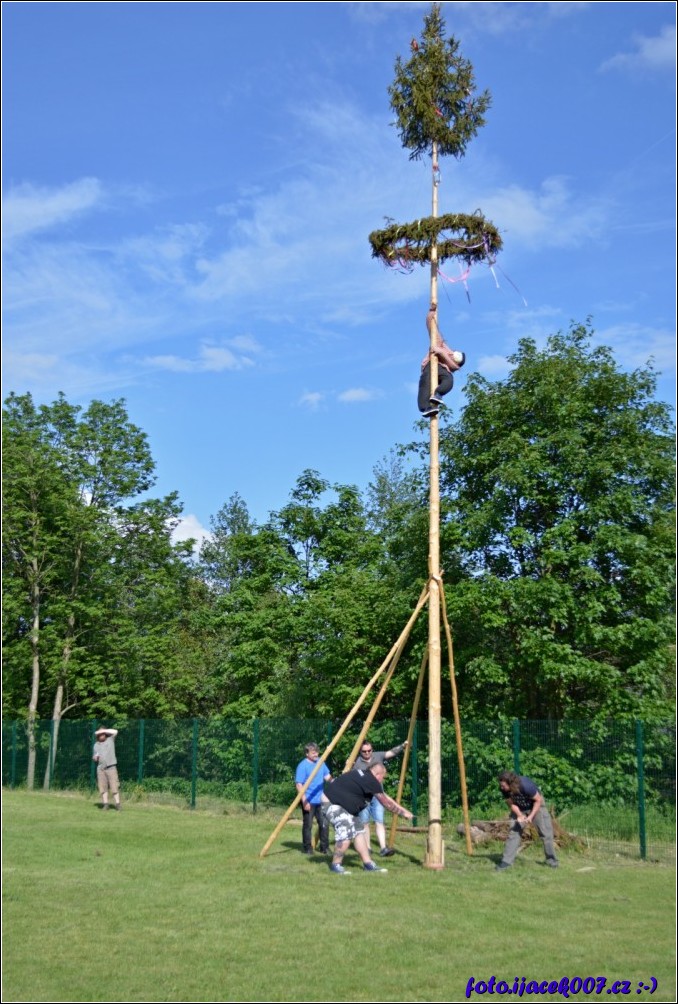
2, 717, 674, 861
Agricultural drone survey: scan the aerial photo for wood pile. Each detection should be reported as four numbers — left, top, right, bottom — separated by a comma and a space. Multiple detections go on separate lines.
456, 815, 583, 849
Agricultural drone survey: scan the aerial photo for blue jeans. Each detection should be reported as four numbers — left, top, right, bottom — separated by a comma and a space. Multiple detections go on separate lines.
357, 798, 384, 825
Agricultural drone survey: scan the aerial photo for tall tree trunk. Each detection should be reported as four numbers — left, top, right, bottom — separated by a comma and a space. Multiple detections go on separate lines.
42, 679, 65, 791
26, 559, 41, 790
43, 542, 83, 789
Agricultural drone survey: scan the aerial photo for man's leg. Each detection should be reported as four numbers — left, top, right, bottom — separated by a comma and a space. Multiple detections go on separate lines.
352, 829, 374, 865
108, 767, 121, 809
534, 807, 558, 865
498, 819, 523, 868
418, 364, 433, 413
98, 770, 109, 809
433, 369, 454, 402
356, 805, 371, 853
314, 804, 330, 853
301, 806, 313, 852
332, 839, 350, 868
370, 798, 392, 855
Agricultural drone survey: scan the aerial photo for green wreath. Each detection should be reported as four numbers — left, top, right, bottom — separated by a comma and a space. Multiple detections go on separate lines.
368, 212, 502, 268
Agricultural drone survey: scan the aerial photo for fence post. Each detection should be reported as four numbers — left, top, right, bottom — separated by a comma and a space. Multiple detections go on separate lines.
190, 719, 199, 809
90, 721, 97, 790
411, 721, 419, 826
46, 719, 55, 790
137, 719, 145, 783
635, 719, 647, 860
10, 722, 17, 789
326, 720, 333, 748
252, 719, 260, 814
512, 719, 521, 773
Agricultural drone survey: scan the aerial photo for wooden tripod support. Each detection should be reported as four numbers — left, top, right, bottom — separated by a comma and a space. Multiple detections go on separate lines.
259, 578, 473, 860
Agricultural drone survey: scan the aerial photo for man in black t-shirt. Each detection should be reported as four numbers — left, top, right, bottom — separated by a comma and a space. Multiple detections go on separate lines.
322, 764, 413, 875
496, 770, 558, 871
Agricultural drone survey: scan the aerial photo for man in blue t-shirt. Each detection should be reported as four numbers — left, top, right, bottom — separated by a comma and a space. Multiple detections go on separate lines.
496, 770, 558, 871
295, 742, 331, 855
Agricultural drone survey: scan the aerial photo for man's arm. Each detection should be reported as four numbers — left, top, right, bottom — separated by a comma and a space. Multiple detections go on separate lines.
105, 729, 118, 738
524, 790, 543, 824
374, 791, 413, 820
509, 791, 543, 826
383, 741, 408, 762
295, 782, 310, 810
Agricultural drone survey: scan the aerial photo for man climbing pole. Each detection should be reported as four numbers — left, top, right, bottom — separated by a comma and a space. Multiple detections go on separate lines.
418, 303, 466, 418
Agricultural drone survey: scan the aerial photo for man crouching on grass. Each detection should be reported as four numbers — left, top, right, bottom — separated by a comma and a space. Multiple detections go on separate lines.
321, 763, 413, 875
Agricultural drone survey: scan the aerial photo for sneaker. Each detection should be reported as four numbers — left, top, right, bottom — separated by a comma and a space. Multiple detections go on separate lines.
363, 862, 388, 873
102, 804, 109, 811
329, 863, 350, 875
495, 861, 511, 871
379, 847, 395, 857
430, 396, 444, 405
546, 859, 559, 868
115, 804, 122, 811
422, 408, 439, 418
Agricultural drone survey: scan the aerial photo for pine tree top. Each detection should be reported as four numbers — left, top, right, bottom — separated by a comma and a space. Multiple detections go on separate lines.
388, 3, 490, 161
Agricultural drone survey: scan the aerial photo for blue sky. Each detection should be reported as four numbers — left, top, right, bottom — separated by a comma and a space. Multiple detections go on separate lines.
3, 1, 675, 546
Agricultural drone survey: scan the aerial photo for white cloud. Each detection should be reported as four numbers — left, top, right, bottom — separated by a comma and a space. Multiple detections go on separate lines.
2, 178, 104, 241
351, 2, 590, 32
298, 391, 324, 410
144, 341, 255, 373
0, 99, 643, 401
600, 25, 676, 74
170, 513, 213, 553
482, 176, 610, 248
477, 353, 511, 377
594, 323, 676, 374
337, 387, 382, 403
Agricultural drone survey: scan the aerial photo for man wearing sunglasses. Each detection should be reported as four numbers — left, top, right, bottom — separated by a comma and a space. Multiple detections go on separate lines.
349, 739, 408, 858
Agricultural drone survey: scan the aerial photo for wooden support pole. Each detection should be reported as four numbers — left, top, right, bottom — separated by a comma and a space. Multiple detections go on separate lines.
259, 586, 430, 858
389, 646, 428, 848
343, 585, 428, 771
440, 583, 473, 855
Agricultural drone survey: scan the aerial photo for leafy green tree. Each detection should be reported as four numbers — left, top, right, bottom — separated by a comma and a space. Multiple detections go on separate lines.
2, 393, 195, 781
432, 322, 675, 720
197, 494, 302, 716
2, 394, 78, 785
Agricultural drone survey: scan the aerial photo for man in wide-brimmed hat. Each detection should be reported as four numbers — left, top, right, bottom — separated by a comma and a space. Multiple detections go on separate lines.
93, 727, 121, 811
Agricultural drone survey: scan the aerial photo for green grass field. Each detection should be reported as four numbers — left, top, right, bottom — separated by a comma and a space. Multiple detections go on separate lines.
3, 790, 675, 1003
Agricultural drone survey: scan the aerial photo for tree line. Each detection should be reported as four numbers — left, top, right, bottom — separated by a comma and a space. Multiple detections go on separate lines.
3, 323, 675, 783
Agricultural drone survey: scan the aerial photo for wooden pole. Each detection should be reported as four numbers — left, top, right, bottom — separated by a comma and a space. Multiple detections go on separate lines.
342, 585, 428, 771
259, 586, 430, 857
425, 138, 444, 869
440, 583, 473, 855
389, 646, 428, 847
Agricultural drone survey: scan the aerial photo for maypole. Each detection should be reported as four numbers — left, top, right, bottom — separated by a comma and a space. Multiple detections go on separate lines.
261, 4, 504, 865
369, 3, 501, 868
427, 137, 443, 867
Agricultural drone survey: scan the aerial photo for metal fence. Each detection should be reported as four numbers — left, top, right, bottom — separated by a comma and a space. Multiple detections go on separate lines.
2, 717, 675, 861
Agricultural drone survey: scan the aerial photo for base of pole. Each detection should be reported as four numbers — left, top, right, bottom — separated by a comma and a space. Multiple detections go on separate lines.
423, 861, 445, 870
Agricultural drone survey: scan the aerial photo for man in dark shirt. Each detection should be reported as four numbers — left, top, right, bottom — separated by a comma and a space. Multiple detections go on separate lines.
322, 764, 413, 875
496, 770, 558, 870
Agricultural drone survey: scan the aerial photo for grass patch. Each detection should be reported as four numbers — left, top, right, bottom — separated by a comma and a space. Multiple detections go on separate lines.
2, 789, 675, 1003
